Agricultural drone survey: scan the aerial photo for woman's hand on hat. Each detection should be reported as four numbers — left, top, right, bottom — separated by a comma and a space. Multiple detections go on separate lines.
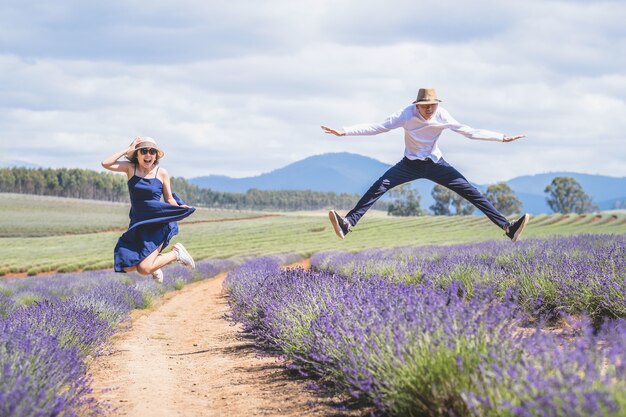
321, 125, 345, 136
129, 137, 143, 149
503, 134, 525, 142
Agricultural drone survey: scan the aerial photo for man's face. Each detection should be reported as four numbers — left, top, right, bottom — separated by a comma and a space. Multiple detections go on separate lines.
417, 103, 438, 120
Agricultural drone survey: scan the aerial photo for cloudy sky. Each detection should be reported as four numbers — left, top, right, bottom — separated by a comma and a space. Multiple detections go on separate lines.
1, 0, 625, 184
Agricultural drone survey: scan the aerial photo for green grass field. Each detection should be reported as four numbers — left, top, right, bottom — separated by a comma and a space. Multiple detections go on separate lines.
2, 193, 626, 275
0, 193, 265, 237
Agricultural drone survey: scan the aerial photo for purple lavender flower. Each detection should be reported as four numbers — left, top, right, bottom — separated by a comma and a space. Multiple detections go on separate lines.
7, 299, 113, 357
228, 239, 626, 416
1, 256, 241, 416
0, 319, 103, 416
313, 234, 626, 324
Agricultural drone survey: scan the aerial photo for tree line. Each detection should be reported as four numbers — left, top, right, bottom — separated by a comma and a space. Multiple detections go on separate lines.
388, 176, 598, 217
0, 167, 380, 211
0, 167, 598, 214
169, 177, 379, 211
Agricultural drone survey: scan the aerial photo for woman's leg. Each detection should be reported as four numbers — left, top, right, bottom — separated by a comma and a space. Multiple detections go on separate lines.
134, 245, 178, 275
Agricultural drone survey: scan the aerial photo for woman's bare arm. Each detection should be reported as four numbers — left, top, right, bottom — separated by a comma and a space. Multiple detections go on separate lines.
101, 138, 141, 177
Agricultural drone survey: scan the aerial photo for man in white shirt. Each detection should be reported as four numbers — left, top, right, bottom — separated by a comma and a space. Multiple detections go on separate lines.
321, 88, 529, 242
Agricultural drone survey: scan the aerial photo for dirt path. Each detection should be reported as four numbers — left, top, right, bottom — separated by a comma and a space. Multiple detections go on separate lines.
90, 261, 361, 417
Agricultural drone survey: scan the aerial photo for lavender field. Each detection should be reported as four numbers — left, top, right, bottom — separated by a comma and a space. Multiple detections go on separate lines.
225, 235, 626, 417
2, 230, 625, 416
0, 259, 236, 417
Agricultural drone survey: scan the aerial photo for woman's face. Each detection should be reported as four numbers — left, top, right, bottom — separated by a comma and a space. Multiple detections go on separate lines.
417, 103, 438, 120
136, 148, 158, 169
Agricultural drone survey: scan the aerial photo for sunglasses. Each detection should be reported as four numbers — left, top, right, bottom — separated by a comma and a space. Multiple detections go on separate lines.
139, 148, 157, 156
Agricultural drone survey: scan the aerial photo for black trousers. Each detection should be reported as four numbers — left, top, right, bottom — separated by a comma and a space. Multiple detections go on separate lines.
345, 157, 510, 229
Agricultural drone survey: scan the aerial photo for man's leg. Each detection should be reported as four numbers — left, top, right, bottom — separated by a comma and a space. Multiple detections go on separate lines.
426, 158, 510, 229
345, 158, 428, 227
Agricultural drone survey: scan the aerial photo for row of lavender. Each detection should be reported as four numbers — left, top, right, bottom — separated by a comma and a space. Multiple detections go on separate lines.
313, 234, 626, 323
224, 235, 626, 417
0, 260, 236, 417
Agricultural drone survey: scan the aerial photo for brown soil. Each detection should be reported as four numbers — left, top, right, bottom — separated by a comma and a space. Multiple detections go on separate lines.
283, 258, 312, 271
89, 269, 364, 417
589, 214, 604, 224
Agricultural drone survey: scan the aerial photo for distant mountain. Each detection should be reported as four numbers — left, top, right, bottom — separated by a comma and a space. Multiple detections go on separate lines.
190, 153, 626, 215
190, 152, 391, 195
0, 159, 42, 169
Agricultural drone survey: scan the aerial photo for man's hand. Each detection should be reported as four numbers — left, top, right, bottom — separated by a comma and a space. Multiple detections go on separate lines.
503, 135, 525, 143
321, 125, 345, 136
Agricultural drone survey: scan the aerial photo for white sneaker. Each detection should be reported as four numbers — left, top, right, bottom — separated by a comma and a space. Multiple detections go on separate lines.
173, 243, 195, 269
151, 268, 164, 283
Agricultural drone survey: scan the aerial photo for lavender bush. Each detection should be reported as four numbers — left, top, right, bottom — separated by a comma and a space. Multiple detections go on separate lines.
0, 257, 239, 417
0, 293, 14, 318
225, 244, 626, 416
465, 318, 626, 417
0, 319, 101, 417
226, 258, 361, 355
8, 300, 113, 357
312, 234, 626, 323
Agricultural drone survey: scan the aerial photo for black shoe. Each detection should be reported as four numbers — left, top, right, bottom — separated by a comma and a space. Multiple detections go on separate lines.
505, 213, 530, 242
328, 210, 351, 239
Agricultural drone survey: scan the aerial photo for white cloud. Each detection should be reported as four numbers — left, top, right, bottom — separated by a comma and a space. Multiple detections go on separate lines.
1, 0, 625, 184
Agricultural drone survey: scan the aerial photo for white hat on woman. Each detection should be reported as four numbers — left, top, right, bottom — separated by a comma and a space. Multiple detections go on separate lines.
125, 137, 165, 160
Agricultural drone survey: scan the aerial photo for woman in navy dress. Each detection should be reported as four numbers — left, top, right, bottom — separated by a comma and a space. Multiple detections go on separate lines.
101, 137, 196, 282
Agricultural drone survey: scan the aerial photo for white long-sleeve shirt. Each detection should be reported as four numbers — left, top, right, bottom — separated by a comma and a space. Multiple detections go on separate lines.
343, 104, 505, 162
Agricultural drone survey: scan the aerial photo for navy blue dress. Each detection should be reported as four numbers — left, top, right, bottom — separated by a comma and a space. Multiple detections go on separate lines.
114, 167, 195, 272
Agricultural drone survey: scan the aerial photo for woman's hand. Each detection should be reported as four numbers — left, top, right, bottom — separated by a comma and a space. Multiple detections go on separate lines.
129, 137, 143, 150
102, 139, 138, 175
